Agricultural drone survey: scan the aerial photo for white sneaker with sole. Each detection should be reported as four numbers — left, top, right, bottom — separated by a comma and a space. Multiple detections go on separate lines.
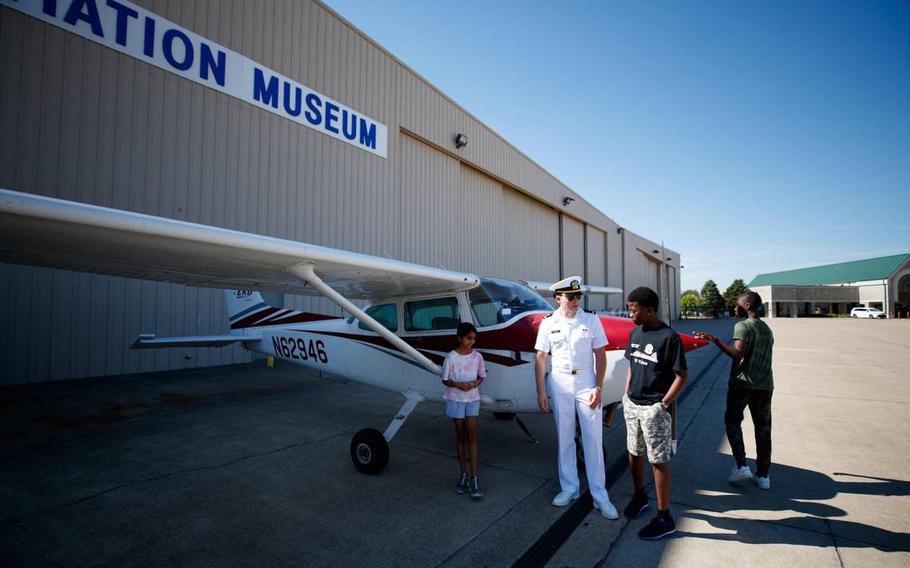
551, 491, 580, 507
754, 475, 771, 490
728, 465, 753, 484
593, 499, 620, 519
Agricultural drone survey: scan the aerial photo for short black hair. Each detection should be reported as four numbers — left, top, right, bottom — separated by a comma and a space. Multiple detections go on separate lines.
456, 322, 477, 339
738, 291, 762, 310
627, 286, 659, 310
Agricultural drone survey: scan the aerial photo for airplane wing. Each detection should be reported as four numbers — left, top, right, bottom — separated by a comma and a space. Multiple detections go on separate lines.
130, 334, 262, 349
522, 280, 623, 295
0, 189, 480, 299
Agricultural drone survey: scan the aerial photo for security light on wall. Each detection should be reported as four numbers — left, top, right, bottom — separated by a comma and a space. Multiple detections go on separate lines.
454, 133, 468, 148
562, 197, 575, 206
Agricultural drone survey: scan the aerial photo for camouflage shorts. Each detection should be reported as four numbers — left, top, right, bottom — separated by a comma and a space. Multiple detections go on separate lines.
623, 394, 673, 463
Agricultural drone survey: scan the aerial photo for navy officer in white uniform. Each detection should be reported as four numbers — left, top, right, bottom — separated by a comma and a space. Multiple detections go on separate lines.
534, 276, 619, 518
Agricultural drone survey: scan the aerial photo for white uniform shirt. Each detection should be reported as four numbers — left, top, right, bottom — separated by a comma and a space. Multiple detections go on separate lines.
535, 309, 608, 371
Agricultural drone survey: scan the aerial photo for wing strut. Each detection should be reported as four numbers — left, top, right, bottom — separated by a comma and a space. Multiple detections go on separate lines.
287, 263, 442, 376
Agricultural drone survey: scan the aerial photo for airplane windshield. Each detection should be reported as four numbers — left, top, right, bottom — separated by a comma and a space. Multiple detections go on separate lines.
469, 278, 552, 326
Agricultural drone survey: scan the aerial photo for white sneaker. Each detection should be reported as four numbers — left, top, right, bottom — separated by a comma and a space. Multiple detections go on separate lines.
551, 491, 580, 507
728, 465, 753, 484
593, 499, 620, 519
754, 475, 771, 490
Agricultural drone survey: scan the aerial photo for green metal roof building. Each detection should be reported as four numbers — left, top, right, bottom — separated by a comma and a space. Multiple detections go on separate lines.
748, 254, 910, 318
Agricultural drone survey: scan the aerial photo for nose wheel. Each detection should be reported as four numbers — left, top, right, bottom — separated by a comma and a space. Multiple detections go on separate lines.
350, 394, 423, 475
350, 428, 389, 474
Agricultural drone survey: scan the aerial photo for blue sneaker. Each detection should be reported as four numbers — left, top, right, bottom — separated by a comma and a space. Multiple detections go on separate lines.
469, 477, 484, 499
454, 473, 469, 494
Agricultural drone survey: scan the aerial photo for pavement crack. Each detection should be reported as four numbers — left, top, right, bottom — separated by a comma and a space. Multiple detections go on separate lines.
390, 439, 551, 479
825, 518, 847, 567
433, 476, 554, 568
0, 432, 348, 528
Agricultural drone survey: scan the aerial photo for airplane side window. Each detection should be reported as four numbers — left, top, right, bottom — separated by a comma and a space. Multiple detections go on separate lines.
358, 303, 398, 332
468, 287, 498, 327
404, 297, 461, 332
469, 278, 551, 326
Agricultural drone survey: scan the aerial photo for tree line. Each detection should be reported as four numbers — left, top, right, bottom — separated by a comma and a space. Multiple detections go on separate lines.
680, 279, 751, 318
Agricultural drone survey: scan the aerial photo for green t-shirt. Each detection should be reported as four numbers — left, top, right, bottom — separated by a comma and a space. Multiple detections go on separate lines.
729, 318, 774, 390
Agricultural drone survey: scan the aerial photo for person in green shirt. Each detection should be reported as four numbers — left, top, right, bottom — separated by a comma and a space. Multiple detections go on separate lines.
695, 291, 774, 490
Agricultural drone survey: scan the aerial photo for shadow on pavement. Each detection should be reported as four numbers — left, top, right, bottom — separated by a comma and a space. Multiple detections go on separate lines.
677, 442, 910, 551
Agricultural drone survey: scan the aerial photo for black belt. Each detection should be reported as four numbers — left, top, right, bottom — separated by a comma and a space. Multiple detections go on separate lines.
557, 368, 592, 375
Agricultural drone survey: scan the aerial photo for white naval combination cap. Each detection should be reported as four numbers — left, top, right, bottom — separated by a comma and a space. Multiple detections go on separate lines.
549, 276, 584, 295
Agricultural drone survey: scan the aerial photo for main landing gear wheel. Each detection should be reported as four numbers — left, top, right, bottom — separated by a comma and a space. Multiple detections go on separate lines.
350, 428, 389, 475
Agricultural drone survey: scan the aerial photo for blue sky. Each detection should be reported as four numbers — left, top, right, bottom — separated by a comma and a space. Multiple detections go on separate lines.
325, 0, 910, 291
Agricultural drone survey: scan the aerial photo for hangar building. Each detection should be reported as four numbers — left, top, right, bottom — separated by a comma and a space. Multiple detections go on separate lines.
749, 254, 910, 318
0, 0, 682, 385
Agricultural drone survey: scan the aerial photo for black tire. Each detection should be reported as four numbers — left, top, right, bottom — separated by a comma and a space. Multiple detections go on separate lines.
350, 428, 389, 475
493, 412, 516, 421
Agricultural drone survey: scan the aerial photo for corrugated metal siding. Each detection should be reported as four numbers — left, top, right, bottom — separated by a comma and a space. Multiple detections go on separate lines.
0, 0, 682, 384
585, 227, 606, 312
560, 216, 585, 281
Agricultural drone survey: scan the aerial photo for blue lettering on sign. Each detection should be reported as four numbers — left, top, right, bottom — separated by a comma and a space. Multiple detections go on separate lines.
64, 0, 104, 37
199, 44, 226, 86
106, 0, 138, 47
253, 68, 279, 109
304, 93, 322, 125
142, 15, 155, 57
283, 82, 302, 117
162, 28, 193, 71
324, 102, 339, 134
359, 119, 376, 149
341, 109, 357, 141
43, 0, 58, 17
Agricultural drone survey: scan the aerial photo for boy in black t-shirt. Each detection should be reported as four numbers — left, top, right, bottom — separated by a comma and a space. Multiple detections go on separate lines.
622, 287, 688, 540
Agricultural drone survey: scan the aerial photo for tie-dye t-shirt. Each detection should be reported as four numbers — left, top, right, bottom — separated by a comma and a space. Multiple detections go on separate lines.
442, 350, 486, 402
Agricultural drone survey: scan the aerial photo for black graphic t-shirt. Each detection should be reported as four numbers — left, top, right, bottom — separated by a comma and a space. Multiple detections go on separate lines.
624, 323, 687, 405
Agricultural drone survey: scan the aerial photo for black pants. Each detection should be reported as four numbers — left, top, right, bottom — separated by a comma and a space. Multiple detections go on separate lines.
725, 385, 773, 477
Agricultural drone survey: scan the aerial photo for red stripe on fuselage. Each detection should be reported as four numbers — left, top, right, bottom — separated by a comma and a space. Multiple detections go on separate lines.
231, 308, 339, 329
311, 330, 528, 367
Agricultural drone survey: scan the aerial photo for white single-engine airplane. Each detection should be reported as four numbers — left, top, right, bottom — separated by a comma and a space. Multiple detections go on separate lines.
0, 188, 707, 473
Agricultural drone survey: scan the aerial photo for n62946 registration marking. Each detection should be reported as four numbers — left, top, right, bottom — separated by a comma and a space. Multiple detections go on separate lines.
271, 336, 328, 363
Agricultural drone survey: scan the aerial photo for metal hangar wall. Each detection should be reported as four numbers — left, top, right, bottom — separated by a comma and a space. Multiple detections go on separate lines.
0, 0, 681, 384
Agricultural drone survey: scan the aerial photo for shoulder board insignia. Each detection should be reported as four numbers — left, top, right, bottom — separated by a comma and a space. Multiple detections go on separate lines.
584, 309, 596, 314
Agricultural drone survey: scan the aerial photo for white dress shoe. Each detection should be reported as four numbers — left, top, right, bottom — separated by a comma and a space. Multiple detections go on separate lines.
593, 499, 620, 519
551, 491, 580, 507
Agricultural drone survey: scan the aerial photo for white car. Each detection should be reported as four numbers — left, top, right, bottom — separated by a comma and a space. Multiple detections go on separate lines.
850, 307, 886, 319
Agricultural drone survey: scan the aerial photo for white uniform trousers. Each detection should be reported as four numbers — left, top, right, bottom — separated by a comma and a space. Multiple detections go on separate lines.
548, 368, 609, 505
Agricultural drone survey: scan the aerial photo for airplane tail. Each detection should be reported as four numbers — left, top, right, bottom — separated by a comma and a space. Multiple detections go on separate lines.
223, 289, 340, 331
224, 290, 271, 332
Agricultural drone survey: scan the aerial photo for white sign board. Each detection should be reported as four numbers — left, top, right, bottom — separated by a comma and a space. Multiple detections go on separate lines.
2, 0, 388, 158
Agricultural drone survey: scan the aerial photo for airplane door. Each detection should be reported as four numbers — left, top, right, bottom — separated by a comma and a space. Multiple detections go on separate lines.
399, 296, 463, 398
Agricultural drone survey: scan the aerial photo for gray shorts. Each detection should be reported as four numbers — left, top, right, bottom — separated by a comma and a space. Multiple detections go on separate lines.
623, 394, 673, 463
446, 399, 480, 419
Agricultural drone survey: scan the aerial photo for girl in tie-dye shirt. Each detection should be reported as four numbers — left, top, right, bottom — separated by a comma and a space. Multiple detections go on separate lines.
442, 322, 486, 498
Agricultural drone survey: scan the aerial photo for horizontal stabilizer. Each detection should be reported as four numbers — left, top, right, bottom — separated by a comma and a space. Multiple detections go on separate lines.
130, 334, 261, 350
522, 281, 623, 295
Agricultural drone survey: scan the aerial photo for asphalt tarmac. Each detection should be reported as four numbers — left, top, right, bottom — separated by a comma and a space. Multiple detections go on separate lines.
1, 318, 908, 567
